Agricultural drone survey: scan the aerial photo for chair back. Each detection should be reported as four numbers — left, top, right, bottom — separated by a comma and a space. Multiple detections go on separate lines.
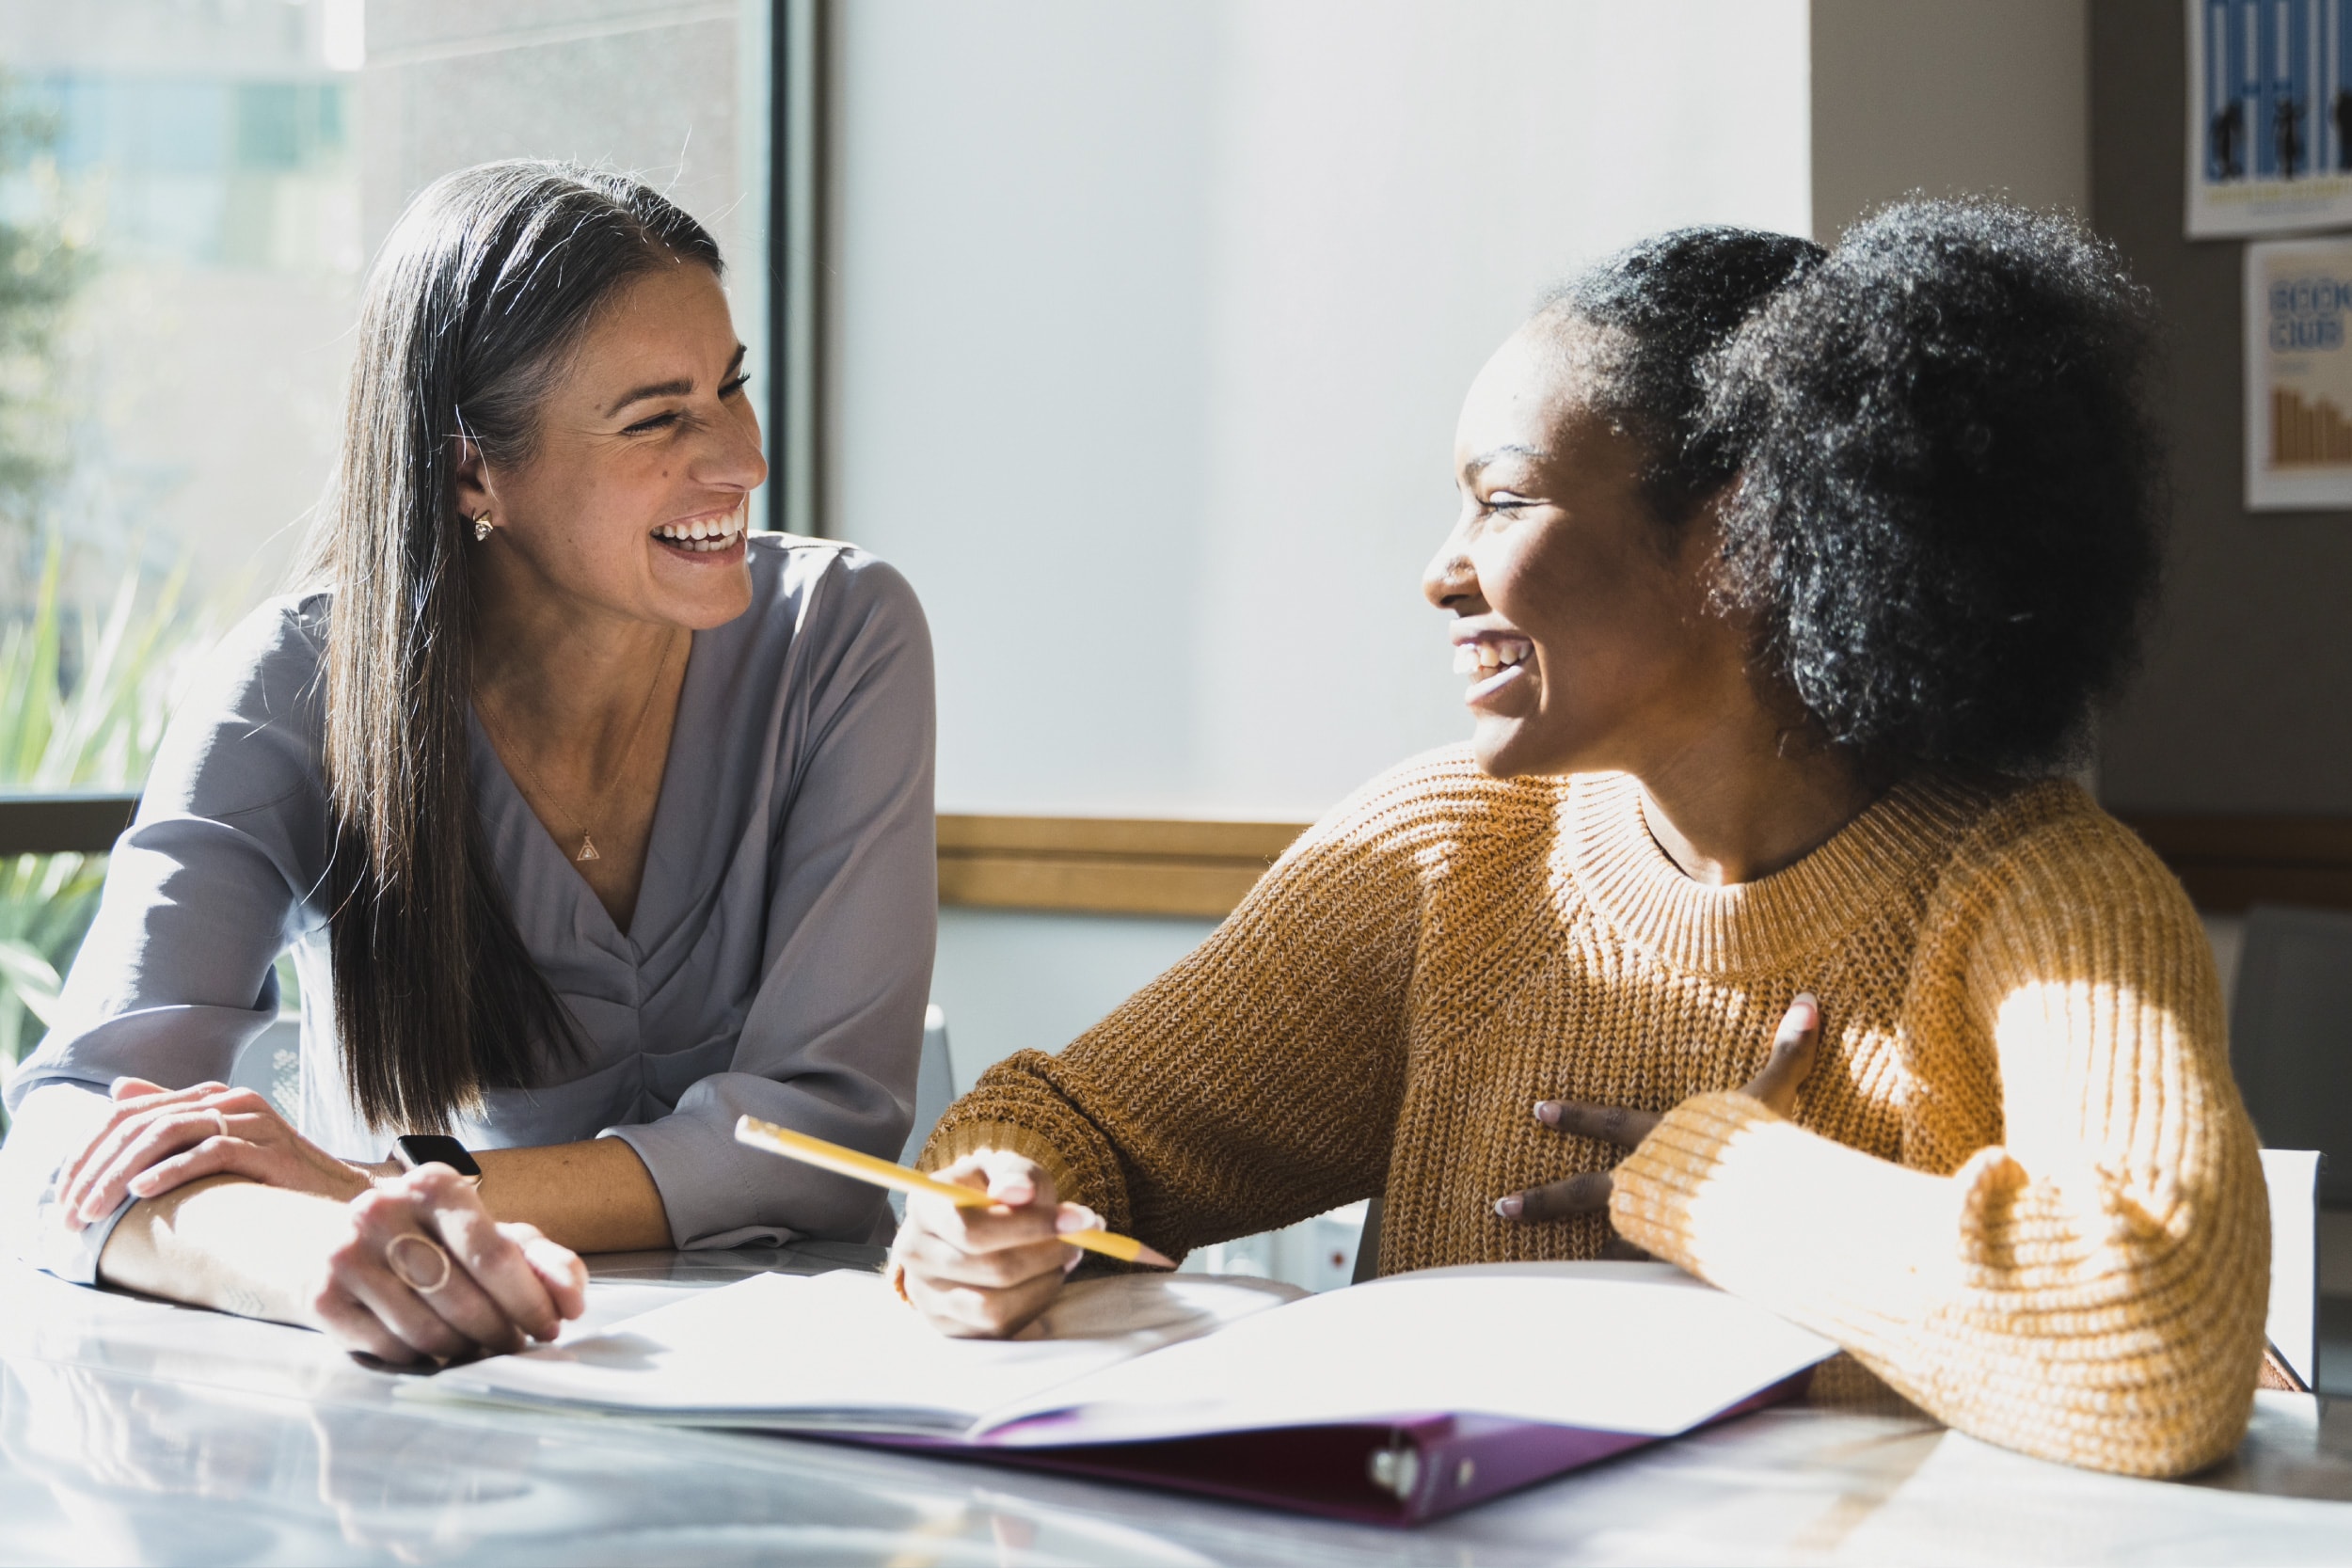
2261, 1148, 2322, 1391
898, 1004, 956, 1169
2231, 904, 2352, 1206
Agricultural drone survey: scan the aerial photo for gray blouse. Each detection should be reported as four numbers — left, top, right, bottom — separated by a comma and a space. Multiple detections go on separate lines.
1, 536, 936, 1280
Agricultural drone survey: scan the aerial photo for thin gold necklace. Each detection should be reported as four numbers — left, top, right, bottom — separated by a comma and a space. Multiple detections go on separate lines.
478, 631, 679, 864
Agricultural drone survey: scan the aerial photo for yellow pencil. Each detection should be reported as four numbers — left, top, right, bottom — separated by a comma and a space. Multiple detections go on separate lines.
733, 1116, 1176, 1268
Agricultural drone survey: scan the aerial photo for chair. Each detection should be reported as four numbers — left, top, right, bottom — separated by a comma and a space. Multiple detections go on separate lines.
894, 1005, 956, 1192
2231, 905, 2352, 1206
2262, 1148, 2322, 1392
1351, 1196, 1384, 1285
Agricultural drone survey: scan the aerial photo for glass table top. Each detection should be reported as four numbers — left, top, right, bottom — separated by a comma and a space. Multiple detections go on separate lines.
1, 1250, 2346, 1566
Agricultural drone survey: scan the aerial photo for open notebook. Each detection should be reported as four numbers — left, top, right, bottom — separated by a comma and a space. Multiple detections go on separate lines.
427, 1261, 1835, 1525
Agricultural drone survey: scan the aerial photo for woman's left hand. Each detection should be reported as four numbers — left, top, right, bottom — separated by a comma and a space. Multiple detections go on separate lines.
1497, 993, 1820, 1234
56, 1076, 379, 1228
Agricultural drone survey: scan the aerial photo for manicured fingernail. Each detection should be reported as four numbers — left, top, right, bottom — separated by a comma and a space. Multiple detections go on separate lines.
1494, 1195, 1523, 1220
1055, 1207, 1089, 1234
1533, 1101, 1560, 1127
1787, 994, 1819, 1029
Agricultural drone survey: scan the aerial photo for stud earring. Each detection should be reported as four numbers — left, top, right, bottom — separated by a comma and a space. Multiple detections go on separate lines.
473, 515, 494, 542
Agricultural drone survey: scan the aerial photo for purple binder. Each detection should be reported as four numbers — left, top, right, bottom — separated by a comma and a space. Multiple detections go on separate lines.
848, 1368, 1813, 1527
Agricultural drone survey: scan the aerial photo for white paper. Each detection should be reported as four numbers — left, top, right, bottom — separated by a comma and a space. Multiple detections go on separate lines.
428, 1262, 1832, 1449
429, 1269, 1301, 1434
977, 1263, 1835, 1446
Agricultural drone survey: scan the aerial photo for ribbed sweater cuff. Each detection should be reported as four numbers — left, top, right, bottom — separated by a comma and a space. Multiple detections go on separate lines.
1609, 1090, 1780, 1269
1611, 1090, 1959, 1333
919, 1118, 1087, 1212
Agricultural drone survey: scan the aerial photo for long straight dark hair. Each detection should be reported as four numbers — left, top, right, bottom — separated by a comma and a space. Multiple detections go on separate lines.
300, 162, 723, 1132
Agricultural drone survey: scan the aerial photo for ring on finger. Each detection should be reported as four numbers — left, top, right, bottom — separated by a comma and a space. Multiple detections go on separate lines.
209, 1108, 230, 1141
385, 1232, 453, 1294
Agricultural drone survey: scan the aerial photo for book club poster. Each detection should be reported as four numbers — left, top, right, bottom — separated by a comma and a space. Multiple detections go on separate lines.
2246, 237, 2352, 507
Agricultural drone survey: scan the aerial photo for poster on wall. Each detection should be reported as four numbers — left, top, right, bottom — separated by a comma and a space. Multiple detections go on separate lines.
2189, 0, 2352, 236
2246, 237, 2352, 506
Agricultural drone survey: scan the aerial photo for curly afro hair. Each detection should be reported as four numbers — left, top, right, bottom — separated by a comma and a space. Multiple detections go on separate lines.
1554, 200, 2164, 777
1702, 199, 2164, 774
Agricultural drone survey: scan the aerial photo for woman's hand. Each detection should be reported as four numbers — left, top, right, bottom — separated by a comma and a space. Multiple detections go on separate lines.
57, 1076, 380, 1228
890, 1150, 1099, 1338
1498, 992, 1820, 1231
303, 1165, 585, 1364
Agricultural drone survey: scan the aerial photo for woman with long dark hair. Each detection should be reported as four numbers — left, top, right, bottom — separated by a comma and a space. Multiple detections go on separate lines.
891, 201, 2269, 1479
0, 163, 935, 1361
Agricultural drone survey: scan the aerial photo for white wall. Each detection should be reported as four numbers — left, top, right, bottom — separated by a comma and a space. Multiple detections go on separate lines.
829, 0, 1814, 818
930, 909, 1216, 1094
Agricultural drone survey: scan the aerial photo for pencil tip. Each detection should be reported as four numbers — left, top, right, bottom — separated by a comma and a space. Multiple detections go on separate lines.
1137, 1244, 1177, 1269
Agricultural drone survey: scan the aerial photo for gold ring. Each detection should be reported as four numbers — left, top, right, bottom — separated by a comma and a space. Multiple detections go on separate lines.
385, 1232, 453, 1294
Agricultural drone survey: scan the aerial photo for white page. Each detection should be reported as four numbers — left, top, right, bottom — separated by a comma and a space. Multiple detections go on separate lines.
427, 1269, 1301, 1435
975, 1262, 1836, 1447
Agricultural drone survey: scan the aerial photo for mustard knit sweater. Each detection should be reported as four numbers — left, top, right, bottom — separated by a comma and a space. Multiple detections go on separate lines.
925, 751, 2268, 1479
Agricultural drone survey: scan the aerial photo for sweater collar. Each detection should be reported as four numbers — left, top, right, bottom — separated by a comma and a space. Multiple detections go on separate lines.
1557, 769, 1993, 974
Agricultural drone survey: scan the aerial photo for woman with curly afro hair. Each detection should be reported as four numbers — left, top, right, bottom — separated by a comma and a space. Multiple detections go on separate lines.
893, 199, 2269, 1479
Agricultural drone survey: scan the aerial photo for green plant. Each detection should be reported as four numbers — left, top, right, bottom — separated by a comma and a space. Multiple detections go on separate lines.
0, 542, 198, 1109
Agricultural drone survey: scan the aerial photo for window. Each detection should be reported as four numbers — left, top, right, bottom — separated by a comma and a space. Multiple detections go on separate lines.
0, 0, 781, 1097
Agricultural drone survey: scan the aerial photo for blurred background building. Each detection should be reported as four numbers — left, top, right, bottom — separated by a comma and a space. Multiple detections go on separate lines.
0, 0, 761, 624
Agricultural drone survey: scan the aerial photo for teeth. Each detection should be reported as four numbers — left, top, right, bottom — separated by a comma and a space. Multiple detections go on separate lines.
1453, 639, 1532, 675
653, 512, 746, 551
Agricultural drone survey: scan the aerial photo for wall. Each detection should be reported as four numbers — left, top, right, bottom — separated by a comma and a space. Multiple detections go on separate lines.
827, 0, 1815, 821
930, 909, 1215, 1093
1810, 0, 2090, 240
2090, 2, 2352, 815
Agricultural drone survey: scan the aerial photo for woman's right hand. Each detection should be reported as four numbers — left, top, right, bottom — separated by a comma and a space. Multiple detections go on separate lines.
303, 1164, 586, 1364
890, 1150, 1095, 1338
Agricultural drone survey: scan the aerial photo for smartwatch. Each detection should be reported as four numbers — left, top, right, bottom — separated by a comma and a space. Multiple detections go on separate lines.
390, 1134, 484, 1185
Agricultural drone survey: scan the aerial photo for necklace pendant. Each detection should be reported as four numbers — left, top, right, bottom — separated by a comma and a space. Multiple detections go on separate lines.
576, 834, 601, 863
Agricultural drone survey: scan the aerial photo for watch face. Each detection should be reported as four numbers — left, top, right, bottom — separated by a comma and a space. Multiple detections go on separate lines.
392, 1134, 483, 1179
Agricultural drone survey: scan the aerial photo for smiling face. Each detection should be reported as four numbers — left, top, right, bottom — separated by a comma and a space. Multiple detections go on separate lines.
1423, 316, 1752, 780
457, 259, 767, 633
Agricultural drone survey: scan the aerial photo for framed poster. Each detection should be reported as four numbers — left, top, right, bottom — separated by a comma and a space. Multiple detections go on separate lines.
2246, 237, 2352, 507
2189, 0, 2352, 237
